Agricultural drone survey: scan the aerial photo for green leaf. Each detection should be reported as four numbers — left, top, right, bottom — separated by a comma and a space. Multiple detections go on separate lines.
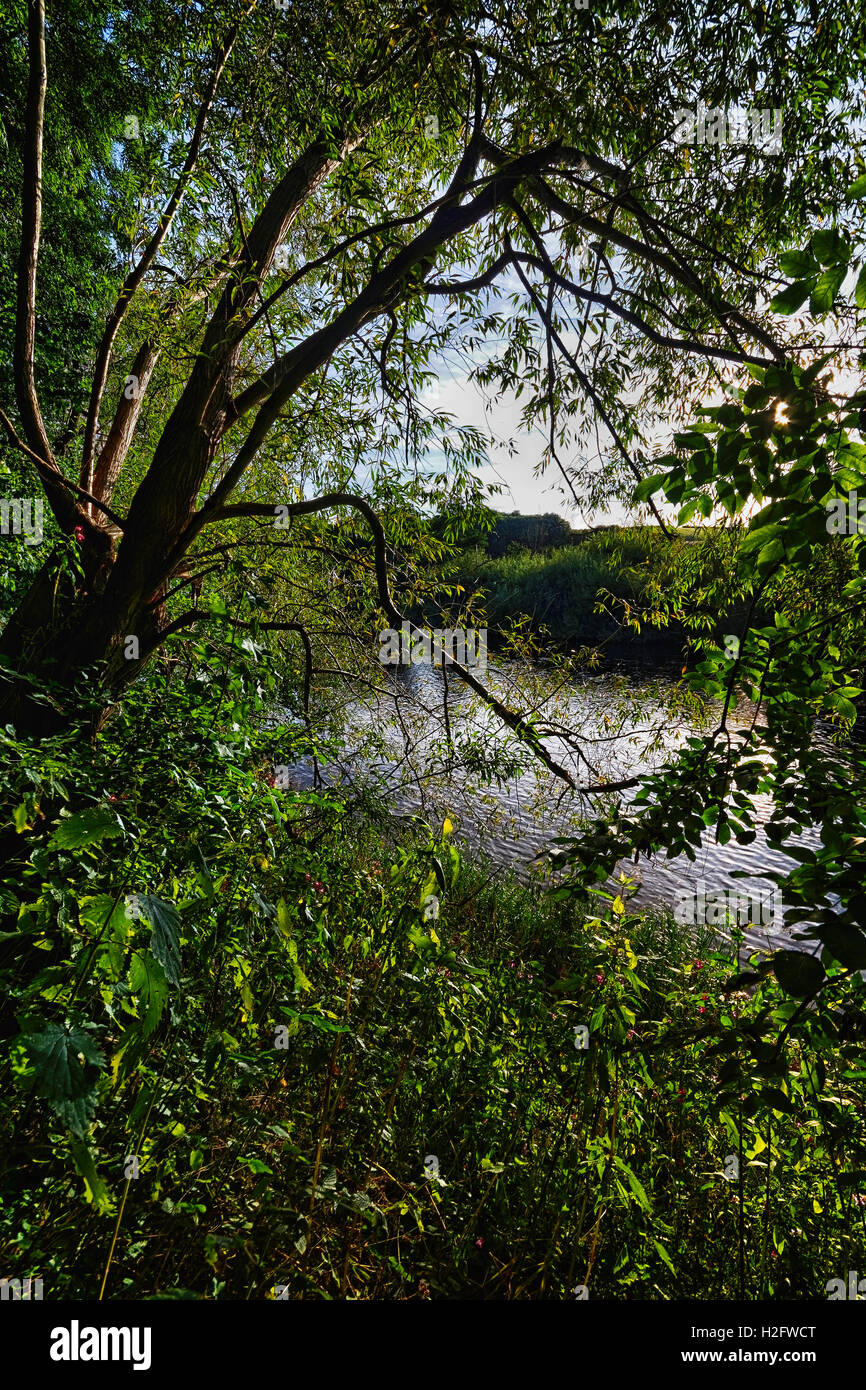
282, 921, 311, 992
757, 1087, 797, 1116
773, 950, 825, 997
741, 521, 781, 555
615, 1157, 651, 1211
810, 228, 845, 265
854, 265, 866, 311
134, 895, 181, 986
824, 691, 857, 721
239, 1156, 273, 1175
80, 894, 132, 980
847, 174, 866, 200
276, 896, 293, 941
778, 248, 817, 278
634, 472, 668, 502
49, 807, 125, 850
673, 430, 712, 451
25, 1022, 104, 1136
810, 264, 846, 317
192, 847, 215, 901
769, 279, 815, 315
79, 894, 129, 935
129, 951, 170, 1037
70, 1138, 115, 1215
756, 537, 785, 568
818, 923, 866, 971
652, 1239, 676, 1275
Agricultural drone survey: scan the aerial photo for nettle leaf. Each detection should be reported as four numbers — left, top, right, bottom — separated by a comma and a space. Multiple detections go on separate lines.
25, 1022, 105, 1136
773, 950, 825, 997
80, 894, 132, 980
129, 951, 170, 1037
79, 894, 129, 934
134, 895, 181, 986
49, 807, 125, 850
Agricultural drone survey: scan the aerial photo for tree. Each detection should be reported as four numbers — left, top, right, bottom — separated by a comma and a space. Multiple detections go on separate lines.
0, 0, 863, 800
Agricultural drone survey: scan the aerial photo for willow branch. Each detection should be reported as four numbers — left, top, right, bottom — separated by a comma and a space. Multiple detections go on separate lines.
80, 11, 249, 488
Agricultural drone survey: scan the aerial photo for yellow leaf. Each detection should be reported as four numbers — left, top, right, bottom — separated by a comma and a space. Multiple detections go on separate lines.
443, 817, 453, 835
613, 895, 625, 916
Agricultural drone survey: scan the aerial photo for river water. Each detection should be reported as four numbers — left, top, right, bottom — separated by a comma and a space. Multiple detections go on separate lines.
288, 659, 827, 957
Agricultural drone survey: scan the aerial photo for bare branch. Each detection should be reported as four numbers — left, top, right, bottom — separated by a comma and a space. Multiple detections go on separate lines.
508, 250, 674, 538
426, 249, 773, 368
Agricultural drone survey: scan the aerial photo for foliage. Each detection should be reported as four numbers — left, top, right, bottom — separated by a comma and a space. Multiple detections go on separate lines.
1, 0, 866, 1306
0, 651, 865, 1299
453, 526, 680, 651
554, 188, 866, 1109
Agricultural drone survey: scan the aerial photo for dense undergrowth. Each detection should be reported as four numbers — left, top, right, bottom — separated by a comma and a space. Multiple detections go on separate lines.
1, 648, 865, 1300
450, 527, 744, 656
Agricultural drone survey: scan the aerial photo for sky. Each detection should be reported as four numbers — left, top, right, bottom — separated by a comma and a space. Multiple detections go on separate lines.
425, 367, 634, 524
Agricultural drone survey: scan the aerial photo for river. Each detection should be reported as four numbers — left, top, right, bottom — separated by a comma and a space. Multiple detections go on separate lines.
286, 657, 828, 957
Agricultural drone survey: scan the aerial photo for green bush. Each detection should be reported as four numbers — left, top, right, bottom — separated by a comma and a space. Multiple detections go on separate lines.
1, 651, 864, 1300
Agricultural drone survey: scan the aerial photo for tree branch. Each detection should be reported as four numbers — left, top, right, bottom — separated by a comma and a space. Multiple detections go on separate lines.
195, 493, 584, 787
14, 0, 53, 473
0, 409, 126, 531
80, 9, 250, 489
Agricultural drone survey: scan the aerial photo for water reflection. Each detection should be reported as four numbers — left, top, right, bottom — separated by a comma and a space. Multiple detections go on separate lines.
287, 659, 827, 956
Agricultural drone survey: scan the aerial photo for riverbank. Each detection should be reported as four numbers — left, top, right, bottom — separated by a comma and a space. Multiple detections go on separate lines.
448, 526, 752, 663
1, 664, 863, 1301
